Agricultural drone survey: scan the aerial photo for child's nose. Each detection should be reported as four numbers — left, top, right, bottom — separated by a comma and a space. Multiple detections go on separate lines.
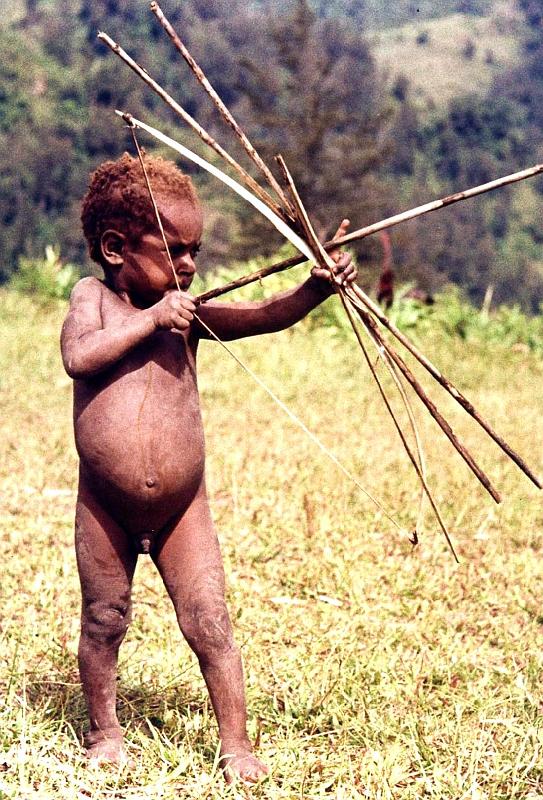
176, 252, 196, 274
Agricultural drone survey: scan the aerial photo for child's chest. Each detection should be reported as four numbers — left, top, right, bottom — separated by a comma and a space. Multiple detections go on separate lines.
75, 293, 203, 460
101, 292, 198, 380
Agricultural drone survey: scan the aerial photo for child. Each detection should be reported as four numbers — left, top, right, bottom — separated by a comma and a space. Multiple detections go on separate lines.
61, 152, 355, 783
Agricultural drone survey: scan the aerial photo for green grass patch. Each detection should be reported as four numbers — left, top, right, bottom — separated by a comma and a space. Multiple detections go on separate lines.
1, 287, 543, 798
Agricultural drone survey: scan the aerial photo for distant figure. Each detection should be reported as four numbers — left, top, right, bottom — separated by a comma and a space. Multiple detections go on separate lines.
402, 286, 435, 305
376, 230, 394, 309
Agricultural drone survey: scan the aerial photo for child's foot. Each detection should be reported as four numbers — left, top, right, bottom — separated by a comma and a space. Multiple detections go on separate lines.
84, 729, 132, 768
221, 744, 269, 785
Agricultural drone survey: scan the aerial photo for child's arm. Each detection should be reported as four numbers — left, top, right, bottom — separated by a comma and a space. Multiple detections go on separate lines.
194, 254, 354, 341
195, 221, 356, 342
61, 277, 196, 378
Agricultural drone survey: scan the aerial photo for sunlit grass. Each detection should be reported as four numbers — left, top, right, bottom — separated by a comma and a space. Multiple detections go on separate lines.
1, 288, 542, 799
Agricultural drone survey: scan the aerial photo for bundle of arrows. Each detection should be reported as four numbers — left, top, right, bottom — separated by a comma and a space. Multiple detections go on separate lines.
98, 3, 542, 562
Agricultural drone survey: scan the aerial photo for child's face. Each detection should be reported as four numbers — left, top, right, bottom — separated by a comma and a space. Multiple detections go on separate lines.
117, 194, 203, 304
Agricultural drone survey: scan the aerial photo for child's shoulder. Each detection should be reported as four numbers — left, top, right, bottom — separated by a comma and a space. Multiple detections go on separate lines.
69, 276, 105, 303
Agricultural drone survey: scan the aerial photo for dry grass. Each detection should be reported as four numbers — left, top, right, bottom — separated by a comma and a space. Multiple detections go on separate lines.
1, 288, 543, 799
0, 1, 24, 26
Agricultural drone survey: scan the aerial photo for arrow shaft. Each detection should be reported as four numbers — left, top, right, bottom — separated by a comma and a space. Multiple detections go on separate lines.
197, 162, 543, 303
116, 111, 315, 263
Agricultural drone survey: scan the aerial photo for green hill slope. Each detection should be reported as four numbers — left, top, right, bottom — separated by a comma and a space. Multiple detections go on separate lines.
371, 1, 522, 106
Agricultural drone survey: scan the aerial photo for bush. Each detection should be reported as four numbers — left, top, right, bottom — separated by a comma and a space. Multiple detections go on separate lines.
9, 246, 80, 300
462, 39, 476, 60
388, 284, 543, 354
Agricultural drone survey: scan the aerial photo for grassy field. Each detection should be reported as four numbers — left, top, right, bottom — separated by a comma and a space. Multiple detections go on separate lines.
371, 0, 522, 108
1, 286, 543, 799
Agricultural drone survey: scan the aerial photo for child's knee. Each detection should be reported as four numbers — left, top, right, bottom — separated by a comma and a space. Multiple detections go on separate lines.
181, 593, 235, 662
82, 598, 132, 646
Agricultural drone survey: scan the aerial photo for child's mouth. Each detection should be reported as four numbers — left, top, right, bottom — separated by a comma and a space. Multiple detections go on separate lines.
175, 273, 194, 289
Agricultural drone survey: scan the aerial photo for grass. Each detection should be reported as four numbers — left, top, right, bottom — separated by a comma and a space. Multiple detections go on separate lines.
371, 0, 523, 108
1, 286, 543, 799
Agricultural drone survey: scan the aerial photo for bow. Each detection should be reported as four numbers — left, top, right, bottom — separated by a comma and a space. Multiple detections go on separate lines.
126, 115, 406, 538
100, 5, 542, 560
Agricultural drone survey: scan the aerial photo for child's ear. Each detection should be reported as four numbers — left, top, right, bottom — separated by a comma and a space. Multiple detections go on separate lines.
100, 230, 126, 267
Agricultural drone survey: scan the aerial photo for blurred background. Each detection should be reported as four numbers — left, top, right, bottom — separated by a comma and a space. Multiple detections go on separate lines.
1, 0, 542, 310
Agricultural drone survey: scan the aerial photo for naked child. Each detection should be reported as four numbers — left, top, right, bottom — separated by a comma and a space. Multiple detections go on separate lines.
61, 152, 355, 783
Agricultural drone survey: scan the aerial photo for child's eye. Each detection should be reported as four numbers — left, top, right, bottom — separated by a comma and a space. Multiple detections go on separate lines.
191, 243, 202, 258
166, 244, 187, 258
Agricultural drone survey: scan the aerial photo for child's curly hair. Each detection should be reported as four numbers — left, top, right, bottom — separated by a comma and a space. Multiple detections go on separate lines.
81, 152, 199, 264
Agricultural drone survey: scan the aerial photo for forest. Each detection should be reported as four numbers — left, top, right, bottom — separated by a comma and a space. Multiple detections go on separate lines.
1, 0, 543, 310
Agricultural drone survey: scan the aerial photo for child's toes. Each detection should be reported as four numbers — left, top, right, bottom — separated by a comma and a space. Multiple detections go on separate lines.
85, 737, 134, 769
223, 753, 269, 784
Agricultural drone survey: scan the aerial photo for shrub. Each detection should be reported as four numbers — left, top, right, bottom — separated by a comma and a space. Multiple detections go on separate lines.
462, 38, 476, 60
9, 246, 79, 300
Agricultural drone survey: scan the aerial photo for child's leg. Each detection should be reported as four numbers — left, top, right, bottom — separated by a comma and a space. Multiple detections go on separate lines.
152, 486, 268, 784
75, 482, 138, 763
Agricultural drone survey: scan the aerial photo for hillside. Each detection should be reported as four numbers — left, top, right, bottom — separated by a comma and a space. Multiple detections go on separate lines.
360, 0, 494, 28
267, 0, 494, 29
371, 1, 523, 107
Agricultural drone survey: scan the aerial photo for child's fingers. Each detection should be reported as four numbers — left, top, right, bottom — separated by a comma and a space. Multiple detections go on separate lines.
172, 306, 194, 330
153, 291, 196, 330
332, 218, 350, 242
165, 289, 195, 303
336, 253, 352, 270
328, 219, 351, 264
177, 306, 194, 321
169, 292, 196, 313
178, 292, 196, 311
311, 253, 357, 287
174, 301, 195, 323
173, 317, 191, 330
335, 253, 357, 285
311, 266, 331, 282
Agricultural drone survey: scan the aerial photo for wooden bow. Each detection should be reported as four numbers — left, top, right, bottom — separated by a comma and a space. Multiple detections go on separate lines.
100, 4, 542, 560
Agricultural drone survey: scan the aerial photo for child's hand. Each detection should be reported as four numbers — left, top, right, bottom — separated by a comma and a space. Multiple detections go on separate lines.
331, 251, 357, 286
151, 290, 196, 331
311, 219, 357, 287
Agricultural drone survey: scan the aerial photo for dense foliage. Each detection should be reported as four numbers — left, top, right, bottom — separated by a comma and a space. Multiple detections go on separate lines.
386, 0, 543, 310
1, 0, 543, 310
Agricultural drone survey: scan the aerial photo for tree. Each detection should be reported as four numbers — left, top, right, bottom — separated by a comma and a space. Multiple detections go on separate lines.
230, 0, 392, 252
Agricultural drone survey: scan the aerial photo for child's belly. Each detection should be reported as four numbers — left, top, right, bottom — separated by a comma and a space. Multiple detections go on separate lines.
73, 362, 206, 533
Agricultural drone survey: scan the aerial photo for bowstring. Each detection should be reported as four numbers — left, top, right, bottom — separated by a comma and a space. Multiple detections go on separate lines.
129, 124, 404, 531
130, 126, 182, 293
